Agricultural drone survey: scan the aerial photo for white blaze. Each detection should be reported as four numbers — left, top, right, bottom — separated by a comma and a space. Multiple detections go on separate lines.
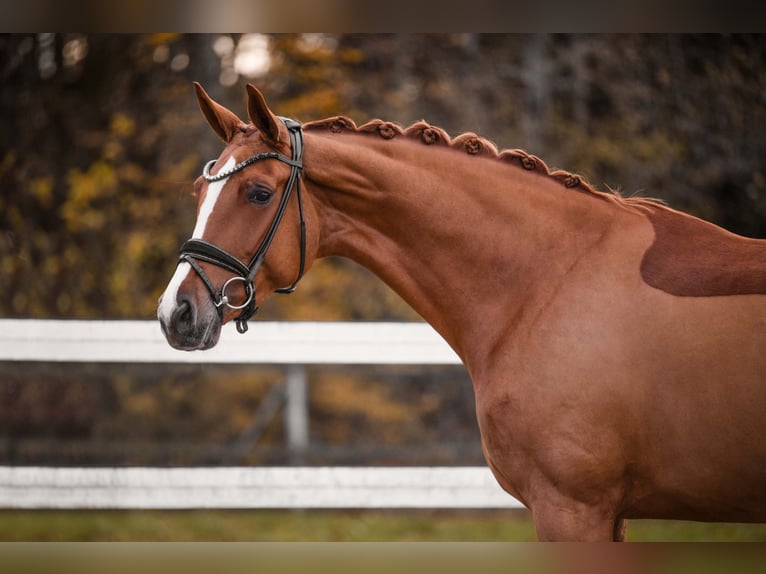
157, 157, 235, 323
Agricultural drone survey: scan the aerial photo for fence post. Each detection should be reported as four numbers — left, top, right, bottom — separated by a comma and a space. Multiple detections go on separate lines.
285, 364, 309, 463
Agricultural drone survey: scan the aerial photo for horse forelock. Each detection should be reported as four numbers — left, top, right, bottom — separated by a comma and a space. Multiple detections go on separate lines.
303, 116, 661, 211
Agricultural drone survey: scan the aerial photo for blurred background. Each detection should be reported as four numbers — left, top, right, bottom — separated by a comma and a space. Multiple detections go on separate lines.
4, 34, 766, 320
1, 34, 766, 540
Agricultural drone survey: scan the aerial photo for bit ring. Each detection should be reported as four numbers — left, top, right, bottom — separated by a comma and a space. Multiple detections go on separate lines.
217, 276, 254, 310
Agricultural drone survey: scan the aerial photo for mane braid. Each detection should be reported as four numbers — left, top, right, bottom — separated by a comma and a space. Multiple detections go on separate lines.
303, 116, 661, 211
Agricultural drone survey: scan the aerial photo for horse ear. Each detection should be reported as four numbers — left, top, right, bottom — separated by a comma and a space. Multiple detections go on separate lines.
194, 82, 243, 143
246, 84, 281, 144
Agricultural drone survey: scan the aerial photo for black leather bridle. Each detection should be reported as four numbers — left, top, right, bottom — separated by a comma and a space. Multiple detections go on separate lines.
178, 117, 306, 334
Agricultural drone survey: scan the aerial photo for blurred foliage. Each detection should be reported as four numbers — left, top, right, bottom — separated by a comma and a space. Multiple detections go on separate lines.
3, 33, 765, 321
1, 34, 766, 467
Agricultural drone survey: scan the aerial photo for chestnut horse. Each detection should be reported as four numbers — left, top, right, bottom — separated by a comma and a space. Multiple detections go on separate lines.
158, 83, 766, 541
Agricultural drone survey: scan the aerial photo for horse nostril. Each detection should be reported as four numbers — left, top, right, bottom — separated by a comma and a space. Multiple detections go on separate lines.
172, 298, 195, 332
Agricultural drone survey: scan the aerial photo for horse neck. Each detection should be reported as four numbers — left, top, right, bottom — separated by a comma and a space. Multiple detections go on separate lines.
302, 130, 620, 368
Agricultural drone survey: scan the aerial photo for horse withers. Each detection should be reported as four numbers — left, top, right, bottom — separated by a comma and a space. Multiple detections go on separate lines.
158, 83, 766, 540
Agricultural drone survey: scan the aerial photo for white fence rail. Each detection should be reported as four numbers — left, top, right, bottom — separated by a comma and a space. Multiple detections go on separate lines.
0, 320, 524, 510
0, 319, 461, 364
0, 466, 520, 509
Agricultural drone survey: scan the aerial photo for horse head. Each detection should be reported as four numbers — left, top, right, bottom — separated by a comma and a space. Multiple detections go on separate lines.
158, 83, 318, 350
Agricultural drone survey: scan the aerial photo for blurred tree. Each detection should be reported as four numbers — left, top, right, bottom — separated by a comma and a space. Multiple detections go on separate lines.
1, 34, 206, 318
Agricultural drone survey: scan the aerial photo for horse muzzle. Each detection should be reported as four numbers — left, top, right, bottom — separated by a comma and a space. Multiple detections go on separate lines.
158, 292, 222, 351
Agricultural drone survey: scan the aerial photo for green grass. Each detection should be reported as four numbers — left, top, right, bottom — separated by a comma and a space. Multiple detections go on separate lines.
1, 510, 765, 541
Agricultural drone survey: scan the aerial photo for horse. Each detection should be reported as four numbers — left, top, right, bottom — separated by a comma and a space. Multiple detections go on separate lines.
158, 82, 766, 541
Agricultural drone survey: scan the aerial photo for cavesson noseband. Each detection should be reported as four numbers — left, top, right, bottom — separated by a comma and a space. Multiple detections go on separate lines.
178, 117, 306, 334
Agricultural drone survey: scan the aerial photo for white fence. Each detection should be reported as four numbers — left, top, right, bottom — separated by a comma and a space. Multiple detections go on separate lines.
0, 466, 518, 509
0, 319, 461, 364
0, 320, 524, 510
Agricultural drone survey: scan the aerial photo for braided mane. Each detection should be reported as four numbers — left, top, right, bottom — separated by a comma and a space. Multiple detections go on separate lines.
304, 116, 660, 211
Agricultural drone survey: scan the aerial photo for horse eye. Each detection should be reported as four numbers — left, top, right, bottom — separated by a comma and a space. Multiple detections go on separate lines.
247, 185, 273, 205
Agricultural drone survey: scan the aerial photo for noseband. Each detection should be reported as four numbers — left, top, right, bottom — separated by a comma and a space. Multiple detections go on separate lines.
178, 117, 306, 334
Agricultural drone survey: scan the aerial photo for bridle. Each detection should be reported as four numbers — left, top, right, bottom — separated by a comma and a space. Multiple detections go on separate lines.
178, 117, 306, 334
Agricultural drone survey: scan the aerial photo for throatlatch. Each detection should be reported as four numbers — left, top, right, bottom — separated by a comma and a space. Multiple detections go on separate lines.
178, 117, 306, 334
